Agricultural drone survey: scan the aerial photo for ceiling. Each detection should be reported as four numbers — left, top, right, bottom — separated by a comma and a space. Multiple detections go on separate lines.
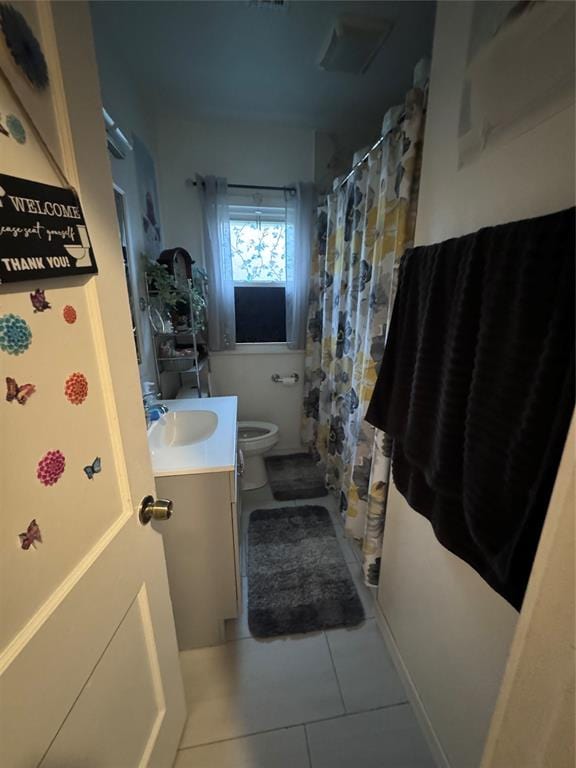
90, 0, 436, 133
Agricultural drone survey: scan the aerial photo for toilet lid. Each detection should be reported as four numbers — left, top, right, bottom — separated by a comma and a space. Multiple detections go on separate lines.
238, 426, 269, 440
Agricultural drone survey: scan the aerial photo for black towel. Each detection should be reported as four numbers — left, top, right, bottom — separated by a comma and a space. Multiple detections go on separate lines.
366, 208, 575, 609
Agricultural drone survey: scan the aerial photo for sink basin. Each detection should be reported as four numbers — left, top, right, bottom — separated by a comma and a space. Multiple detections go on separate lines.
149, 410, 218, 450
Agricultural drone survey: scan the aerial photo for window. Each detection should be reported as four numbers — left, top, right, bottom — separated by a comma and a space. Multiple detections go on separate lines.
229, 204, 287, 343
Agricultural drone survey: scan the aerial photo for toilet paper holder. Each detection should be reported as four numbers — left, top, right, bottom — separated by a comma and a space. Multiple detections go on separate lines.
271, 372, 300, 384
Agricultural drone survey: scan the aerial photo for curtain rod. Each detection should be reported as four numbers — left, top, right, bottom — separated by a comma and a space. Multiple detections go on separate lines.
185, 178, 295, 192
338, 135, 385, 189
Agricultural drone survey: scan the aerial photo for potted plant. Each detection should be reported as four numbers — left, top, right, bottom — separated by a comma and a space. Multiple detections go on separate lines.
144, 255, 207, 333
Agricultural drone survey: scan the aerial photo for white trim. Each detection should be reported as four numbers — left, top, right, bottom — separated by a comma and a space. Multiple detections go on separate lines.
211, 343, 304, 356
234, 281, 286, 288
374, 600, 451, 768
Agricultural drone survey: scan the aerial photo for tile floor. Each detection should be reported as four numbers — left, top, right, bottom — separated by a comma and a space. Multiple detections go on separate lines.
174, 484, 436, 768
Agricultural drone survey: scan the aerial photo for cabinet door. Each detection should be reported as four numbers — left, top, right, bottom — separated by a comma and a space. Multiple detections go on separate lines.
156, 472, 238, 649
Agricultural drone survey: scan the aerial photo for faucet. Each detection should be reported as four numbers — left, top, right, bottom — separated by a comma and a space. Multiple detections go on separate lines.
143, 392, 169, 426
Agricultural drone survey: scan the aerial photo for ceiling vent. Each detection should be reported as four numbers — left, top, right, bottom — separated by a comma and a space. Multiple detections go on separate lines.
103, 108, 133, 160
318, 15, 393, 75
248, 0, 288, 9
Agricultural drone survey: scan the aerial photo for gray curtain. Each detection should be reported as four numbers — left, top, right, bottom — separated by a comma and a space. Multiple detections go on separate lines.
197, 174, 235, 350
285, 182, 316, 349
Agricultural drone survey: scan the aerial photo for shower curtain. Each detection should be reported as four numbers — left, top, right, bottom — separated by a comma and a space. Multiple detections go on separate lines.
302, 86, 426, 585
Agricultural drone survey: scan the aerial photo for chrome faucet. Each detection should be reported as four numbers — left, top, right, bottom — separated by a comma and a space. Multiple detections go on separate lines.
143, 392, 169, 425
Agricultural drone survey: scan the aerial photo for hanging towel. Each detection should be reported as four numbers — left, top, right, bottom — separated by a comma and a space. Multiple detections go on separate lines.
365, 208, 575, 609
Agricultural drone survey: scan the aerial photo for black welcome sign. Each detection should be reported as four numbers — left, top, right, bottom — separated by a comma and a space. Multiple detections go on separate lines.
0, 174, 98, 284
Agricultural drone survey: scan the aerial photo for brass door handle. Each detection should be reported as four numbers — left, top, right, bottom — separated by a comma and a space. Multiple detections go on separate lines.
139, 495, 173, 525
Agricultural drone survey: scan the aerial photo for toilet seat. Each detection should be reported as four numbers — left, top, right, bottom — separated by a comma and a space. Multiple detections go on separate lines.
237, 421, 279, 455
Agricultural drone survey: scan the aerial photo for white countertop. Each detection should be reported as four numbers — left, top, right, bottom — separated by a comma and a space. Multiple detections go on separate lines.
148, 396, 237, 477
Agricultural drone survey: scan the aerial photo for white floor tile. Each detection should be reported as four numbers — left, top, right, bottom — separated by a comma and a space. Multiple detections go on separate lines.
306, 705, 436, 768
326, 620, 407, 713
225, 577, 251, 641
174, 726, 310, 768
179, 634, 344, 748
335, 531, 361, 564
346, 560, 376, 619
240, 484, 286, 511
297, 494, 337, 514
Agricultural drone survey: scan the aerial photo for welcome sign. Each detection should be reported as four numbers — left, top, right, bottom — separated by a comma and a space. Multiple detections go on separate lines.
0, 174, 98, 284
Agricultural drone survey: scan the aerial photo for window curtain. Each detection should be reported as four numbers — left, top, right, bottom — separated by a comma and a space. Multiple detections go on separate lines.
285, 182, 316, 349
197, 174, 235, 350
301, 85, 426, 585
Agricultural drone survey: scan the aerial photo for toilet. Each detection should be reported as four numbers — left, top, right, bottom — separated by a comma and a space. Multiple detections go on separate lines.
237, 421, 279, 490
175, 387, 279, 490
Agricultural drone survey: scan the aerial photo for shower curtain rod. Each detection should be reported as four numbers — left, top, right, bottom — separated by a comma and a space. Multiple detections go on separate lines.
185, 178, 295, 192
338, 135, 385, 189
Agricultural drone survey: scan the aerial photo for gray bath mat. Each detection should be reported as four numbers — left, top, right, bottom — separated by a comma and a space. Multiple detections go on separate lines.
264, 453, 328, 500
247, 505, 365, 638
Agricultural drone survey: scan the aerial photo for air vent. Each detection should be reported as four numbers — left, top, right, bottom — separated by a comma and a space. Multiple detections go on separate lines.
249, 0, 288, 9
319, 15, 393, 75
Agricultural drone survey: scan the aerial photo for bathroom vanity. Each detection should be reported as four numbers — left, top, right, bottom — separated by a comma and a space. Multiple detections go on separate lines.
148, 396, 241, 649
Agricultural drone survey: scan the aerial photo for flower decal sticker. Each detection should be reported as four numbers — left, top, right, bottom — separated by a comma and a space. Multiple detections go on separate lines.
37, 450, 65, 486
62, 305, 77, 324
0, 3, 49, 90
0, 313, 32, 355
65, 372, 88, 404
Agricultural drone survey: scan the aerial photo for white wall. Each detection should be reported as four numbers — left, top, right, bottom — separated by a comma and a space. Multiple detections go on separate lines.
92, 38, 160, 386
156, 117, 314, 445
377, 3, 575, 768
209, 346, 305, 452
156, 117, 314, 266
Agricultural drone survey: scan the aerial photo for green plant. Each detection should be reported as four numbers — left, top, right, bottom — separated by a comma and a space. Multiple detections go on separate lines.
144, 255, 208, 332
143, 256, 186, 307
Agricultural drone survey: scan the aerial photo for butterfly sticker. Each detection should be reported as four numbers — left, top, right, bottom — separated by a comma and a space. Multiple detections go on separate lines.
6, 377, 36, 405
30, 288, 51, 313
19, 519, 42, 550
83, 456, 102, 480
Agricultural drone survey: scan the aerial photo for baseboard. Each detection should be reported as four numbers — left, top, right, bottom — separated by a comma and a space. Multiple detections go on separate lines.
374, 600, 451, 768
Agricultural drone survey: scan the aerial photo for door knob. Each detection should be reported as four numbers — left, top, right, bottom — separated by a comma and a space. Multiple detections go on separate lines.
139, 495, 173, 525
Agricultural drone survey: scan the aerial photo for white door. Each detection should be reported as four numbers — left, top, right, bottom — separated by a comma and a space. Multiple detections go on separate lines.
0, 3, 186, 767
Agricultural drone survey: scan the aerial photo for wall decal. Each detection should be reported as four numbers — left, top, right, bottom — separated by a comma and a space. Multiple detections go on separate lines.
62, 304, 77, 324
83, 456, 102, 480
37, 450, 65, 486
0, 312, 32, 354
6, 113, 25, 144
5, 376, 35, 404
29, 288, 50, 312
0, 174, 98, 284
133, 135, 163, 259
0, 3, 49, 90
19, 519, 42, 550
64, 372, 88, 405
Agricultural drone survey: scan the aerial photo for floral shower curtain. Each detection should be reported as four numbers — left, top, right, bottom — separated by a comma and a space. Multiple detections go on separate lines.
302, 86, 426, 585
